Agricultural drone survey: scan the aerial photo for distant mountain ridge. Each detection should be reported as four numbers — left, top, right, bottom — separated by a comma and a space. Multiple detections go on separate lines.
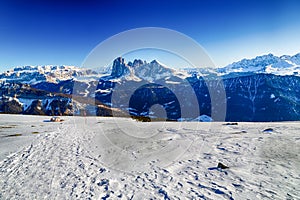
218, 53, 300, 76
0, 65, 98, 84
1, 53, 300, 121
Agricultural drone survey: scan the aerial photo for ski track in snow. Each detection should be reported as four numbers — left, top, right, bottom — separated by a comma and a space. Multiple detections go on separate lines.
0, 115, 299, 199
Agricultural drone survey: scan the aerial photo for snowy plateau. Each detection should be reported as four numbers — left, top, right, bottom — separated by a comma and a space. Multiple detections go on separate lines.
0, 53, 300, 199
0, 114, 299, 199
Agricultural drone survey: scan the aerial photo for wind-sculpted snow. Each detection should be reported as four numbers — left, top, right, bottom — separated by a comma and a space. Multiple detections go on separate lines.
0, 115, 299, 199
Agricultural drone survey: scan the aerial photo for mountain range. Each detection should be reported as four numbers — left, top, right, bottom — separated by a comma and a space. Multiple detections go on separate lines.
1, 53, 300, 122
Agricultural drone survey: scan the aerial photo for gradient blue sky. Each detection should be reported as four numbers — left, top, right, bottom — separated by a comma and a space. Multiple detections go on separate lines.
1, 0, 300, 70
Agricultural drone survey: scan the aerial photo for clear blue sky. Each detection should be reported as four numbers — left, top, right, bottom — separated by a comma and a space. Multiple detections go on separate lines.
0, 0, 300, 70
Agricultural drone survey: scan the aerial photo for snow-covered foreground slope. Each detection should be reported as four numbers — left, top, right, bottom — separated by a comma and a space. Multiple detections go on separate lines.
0, 114, 64, 161
0, 115, 299, 199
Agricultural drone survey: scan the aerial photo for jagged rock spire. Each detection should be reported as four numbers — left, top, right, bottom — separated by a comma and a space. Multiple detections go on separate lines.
110, 57, 129, 78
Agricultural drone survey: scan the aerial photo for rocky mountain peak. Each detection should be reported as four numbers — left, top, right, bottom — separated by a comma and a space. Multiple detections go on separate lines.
132, 59, 145, 67
110, 57, 129, 78
150, 59, 159, 64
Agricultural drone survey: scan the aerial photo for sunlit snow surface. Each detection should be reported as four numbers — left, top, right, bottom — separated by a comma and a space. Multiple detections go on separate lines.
0, 114, 299, 199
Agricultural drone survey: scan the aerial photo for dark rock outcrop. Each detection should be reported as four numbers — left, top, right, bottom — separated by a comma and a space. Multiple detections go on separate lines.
2, 98, 23, 114
110, 57, 129, 78
217, 162, 229, 169
24, 100, 45, 115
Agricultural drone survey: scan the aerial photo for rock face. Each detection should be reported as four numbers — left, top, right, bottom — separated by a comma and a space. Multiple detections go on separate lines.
128, 83, 181, 121
110, 57, 129, 78
132, 59, 144, 67
189, 73, 300, 121
1, 98, 23, 114
47, 99, 71, 116
24, 100, 45, 115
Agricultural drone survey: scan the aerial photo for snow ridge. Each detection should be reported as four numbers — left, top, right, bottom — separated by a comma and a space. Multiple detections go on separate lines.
218, 53, 300, 76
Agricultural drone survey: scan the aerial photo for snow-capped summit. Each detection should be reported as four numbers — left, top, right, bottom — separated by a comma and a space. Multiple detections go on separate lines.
0, 65, 98, 84
218, 53, 300, 76
288, 53, 300, 65
106, 57, 187, 82
134, 59, 176, 82
128, 59, 145, 68
219, 54, 284, 73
